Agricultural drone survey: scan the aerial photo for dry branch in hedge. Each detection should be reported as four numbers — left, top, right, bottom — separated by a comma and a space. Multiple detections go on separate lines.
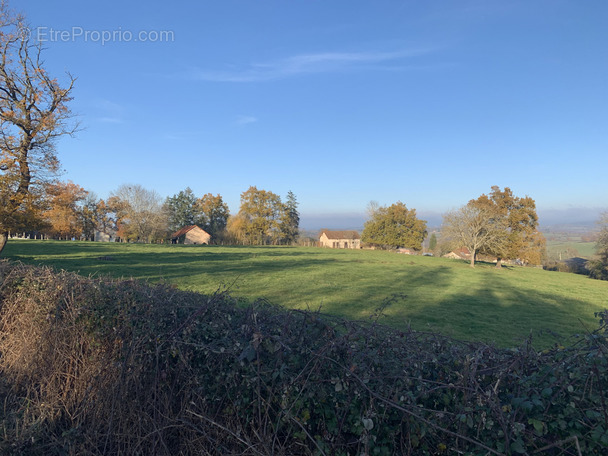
0, 260, 606, 455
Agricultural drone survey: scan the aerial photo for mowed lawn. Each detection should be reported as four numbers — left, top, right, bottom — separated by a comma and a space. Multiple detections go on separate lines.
4, 240, 608, 347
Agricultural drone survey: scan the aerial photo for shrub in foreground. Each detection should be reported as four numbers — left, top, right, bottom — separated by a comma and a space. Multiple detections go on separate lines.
0, 260, 606, 455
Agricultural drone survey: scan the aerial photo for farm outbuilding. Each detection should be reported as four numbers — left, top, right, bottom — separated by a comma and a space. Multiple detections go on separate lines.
319, 230, 361, 249
442, 247, 471, 260
171, 225, 211, 245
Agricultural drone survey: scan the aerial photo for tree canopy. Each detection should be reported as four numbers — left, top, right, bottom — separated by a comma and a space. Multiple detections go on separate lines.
43, 181, 87, 240
0, 4, 77, 253
441, 204, 508, 267
108, 184, 167, 243
361, 201, 427, 250
165, 188, 199, 233
197, 193, 229, 241
233, 187, 300, 245
469, 186, 543, 267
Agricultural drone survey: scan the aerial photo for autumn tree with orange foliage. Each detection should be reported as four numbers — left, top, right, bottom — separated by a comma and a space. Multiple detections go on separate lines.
0, 2, 77, 254
470, 186, 544, 267
197, 193, 229, 241
43, 181, 87, 240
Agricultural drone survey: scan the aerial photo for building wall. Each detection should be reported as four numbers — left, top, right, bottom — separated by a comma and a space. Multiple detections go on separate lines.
94, 230, 116, 242
319, 233, 332, 248
319, 233, 360, 249
184, 228, 211, 245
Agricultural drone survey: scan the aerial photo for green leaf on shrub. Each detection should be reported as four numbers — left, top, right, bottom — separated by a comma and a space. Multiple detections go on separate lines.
510, 438, 526, 454
528, 418, 544, 435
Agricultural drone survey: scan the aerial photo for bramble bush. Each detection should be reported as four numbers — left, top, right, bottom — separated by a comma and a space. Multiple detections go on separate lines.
0, 260, 606, 455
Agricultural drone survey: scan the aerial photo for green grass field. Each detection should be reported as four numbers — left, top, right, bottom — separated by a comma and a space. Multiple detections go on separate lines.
546, 240, 597, 259
3, 239, 607, 347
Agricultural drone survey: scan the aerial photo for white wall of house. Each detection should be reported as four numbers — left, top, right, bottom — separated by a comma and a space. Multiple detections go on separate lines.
319, 233, 361, 249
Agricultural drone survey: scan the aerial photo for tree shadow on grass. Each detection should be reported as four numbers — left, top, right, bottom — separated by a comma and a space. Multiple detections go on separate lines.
5, 242, 605, 348
399, 269, 605, 348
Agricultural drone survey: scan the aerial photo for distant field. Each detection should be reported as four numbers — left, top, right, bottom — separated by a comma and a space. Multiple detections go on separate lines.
546, 240, 596, 259
3, 240, 608, 347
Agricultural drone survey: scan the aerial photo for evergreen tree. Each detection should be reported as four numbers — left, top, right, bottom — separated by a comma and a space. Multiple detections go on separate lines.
280, 191, 300, 245
429, 233, 438, 251
165, 188, 199, 233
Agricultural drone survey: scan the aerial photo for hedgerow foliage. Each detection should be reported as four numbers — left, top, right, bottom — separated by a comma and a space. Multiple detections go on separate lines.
0, 260, 606, 455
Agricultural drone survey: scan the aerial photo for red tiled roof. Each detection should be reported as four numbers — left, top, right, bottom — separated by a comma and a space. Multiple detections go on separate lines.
171, 225, 200, 239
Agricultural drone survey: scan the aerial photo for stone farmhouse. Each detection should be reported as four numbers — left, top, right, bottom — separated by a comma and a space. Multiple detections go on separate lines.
171, 225, 211, 245
319, 230, 361, 249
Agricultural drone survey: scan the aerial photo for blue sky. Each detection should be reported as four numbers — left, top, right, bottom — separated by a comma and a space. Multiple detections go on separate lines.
20, 0, 608, 228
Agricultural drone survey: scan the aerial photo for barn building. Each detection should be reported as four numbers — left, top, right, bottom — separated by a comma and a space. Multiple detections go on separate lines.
171, 225, 211, 245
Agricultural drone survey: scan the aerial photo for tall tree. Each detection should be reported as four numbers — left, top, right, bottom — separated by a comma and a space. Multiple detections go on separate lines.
442, 204, 508, 267
43, 181, 87, 240
197, 193, 229, 242
588, 212, 608, 281
238, 186, 282, 245
361, 201, 427, 250
108, 184, 168, 243
470, 186, 541, 268
0, 4, 77, 254
79, 192, 100, 241
225, 213, 248, 245
93, 199, 117, 239
428, 232, 438, 252
279, 190, 299, 245
165, 187, 199, 233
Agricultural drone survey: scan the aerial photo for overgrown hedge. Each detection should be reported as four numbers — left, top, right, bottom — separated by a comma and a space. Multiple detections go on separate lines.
0, 260, 606, 455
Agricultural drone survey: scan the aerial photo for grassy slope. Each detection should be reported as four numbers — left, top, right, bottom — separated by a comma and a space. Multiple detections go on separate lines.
4, 239, 608, 347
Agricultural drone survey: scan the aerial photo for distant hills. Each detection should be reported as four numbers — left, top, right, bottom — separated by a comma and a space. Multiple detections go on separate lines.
300, 207, 606, 233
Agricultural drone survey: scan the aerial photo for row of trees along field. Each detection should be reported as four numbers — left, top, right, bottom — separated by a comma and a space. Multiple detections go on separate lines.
363, 187, 547, 269
1, 179, 301, 247
0, 1, 301, 253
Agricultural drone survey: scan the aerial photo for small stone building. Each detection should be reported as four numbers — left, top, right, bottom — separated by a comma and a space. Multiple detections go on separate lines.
319, 230, 361, 249
171, 225, 211, 245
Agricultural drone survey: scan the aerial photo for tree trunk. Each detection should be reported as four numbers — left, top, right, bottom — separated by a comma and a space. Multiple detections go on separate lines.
0, 232, 8, 256
496, 257, 503, 269
470, 250, 476, 268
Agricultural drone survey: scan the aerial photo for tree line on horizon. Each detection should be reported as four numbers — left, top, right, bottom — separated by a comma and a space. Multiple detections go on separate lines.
0, 181, 301, 247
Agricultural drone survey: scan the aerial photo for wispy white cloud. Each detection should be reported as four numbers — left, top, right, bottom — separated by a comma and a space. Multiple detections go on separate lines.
236, 115, 258, 125
190, 48, 434, 82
